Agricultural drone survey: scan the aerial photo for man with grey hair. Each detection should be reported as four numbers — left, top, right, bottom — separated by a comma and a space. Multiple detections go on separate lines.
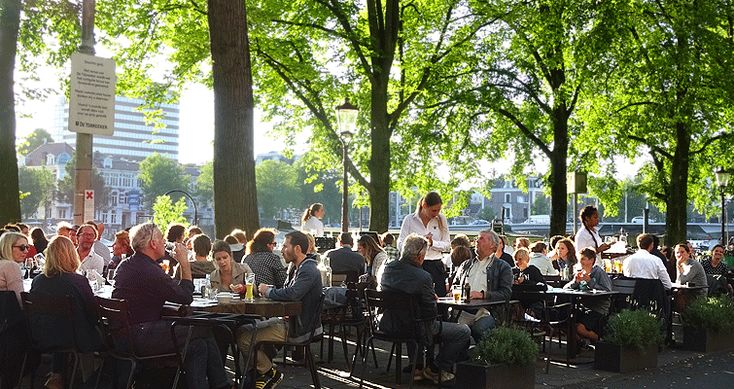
453, 229, 513, 342
113, 222, 232, 389
380, 233, 470, 384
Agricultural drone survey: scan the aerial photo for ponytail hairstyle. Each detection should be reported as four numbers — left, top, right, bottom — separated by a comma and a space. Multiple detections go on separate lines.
416, 191, 445, 230
302, 203, 324, 223
579, 205, 598, 229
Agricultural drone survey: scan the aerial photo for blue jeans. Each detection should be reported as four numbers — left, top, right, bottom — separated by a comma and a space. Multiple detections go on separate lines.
470, 314, 496, 343
132, 321, 230, 389
433, 321, 471, 371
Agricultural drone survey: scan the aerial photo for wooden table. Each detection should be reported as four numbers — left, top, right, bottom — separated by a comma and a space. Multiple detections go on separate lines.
191, 297, 302, 318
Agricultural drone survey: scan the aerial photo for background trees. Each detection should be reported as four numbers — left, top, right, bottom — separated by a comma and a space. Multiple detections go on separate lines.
18, 166, 54, 219
581, 0, 734, 243
138, 153, 190, 208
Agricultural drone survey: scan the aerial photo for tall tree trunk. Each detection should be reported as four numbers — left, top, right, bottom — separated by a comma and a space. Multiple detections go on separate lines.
208, 0, 259, 238
549, 108, 570, 237
0, 0, 22, 224
665, 123, 690, 245
368, 77, 391, 232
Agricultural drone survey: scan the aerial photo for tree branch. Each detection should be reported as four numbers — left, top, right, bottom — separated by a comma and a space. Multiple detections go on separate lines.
271, 19, 340, 37
615, 101, 659, 113
496, 108, 552, 156
690, 132, 734, 155
187, 0, 207, 15
627, 134, 673, 160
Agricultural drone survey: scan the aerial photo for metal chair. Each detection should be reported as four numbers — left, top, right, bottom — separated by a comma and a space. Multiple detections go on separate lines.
254, 293, 325, 388
18, 292, 100, 389
361, 289, 440, 389
96, 296, 188, 389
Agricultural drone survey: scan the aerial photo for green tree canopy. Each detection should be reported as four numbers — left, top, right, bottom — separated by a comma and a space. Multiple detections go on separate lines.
153, 195, 189, 230
194, 161, 213, 208
17, 128, 54, 156
256, 159, 301, 220
578, 0, 734, 243
18, 166, 54, 219
138, 153, 190, 207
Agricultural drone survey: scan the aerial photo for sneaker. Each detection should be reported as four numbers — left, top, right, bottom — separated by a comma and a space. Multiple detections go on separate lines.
255, 368, 284, 389
44, 373, 63, 389
422, 366, 455, 384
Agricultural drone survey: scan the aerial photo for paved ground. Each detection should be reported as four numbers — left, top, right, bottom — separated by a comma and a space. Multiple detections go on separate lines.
270, 337, 734, 389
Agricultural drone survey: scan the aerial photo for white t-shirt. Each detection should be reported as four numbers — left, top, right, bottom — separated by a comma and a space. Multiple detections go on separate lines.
529, 253, 559, 276
301, 217, 324, 237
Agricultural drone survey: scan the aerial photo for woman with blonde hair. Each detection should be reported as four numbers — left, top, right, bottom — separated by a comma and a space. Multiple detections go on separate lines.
0, 232, 27, 304
398, 191, 450, 296
29, 236, 103, 389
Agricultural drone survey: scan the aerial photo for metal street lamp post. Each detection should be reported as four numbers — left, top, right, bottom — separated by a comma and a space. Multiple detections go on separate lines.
336, 99, 358, 233
164, 189, 199, 226
715, 167, 730, 244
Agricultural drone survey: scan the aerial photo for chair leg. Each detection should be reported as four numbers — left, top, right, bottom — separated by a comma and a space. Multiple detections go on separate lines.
306, 346, 321, 389
395, 342, 402, 385
68, 353, 79, 389
16, 352, 28, 389
125, 360, 137, 389
409, 344, 421, 389
359, 338, 374, 389
340, 325, 350, 371
386, 343, 395, 372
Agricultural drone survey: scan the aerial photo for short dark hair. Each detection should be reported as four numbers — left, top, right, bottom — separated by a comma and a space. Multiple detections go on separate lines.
166, 223, 186, 242
286, 231, 309, 255
339, 232, 353, 246
192, 234, 212, 257
381, 232, 395, 246
530, 241, 547, 253
636, 233, 654, 250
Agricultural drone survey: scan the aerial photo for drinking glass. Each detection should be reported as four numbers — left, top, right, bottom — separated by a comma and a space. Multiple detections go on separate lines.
452, 286, 462, 303
245, 273, 256, 302
106, 268, 116, 286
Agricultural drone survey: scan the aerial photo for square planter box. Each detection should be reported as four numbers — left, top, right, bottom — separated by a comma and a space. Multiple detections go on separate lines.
454, 361, 535, 389
682, 326, 734, 352
593, 342, 657, 373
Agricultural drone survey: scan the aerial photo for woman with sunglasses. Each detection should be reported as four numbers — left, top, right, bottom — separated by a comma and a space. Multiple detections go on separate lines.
0, 232, 28, 304
242, 228, 288, 288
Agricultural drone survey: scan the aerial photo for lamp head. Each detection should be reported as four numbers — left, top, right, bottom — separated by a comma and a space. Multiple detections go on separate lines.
715, 167, 730, 189
336, 98, 358, 135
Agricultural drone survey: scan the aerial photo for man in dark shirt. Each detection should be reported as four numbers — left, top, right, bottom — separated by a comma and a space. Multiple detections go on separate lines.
113, 222, 231, 389
380, 233, 470, 384
325, 232, 365, 281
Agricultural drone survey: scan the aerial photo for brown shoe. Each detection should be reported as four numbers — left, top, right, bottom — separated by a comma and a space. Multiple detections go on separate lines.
44, 373, 63, 389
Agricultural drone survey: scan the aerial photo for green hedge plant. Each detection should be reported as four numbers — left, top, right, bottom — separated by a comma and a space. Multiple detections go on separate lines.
472, 326, 539, 366
682, 296, 734, 333
605, 310, 662, 351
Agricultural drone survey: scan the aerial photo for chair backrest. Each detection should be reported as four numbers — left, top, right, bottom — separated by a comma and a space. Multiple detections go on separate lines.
306, 293, 325, 340
331, 270, 359, 286
96, 296, 138, 357
0, 291, 22, 334
21, 291, 79, 351
612, 278, 637, 295
706, 274, 728, 296
363, 289, 424, 341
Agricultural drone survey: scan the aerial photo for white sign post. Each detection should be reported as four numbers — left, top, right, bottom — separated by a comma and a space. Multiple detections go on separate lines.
69, 53, 116, 135
84, 190, 95, 222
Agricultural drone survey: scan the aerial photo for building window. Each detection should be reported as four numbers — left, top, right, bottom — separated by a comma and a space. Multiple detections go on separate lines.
102, 213, 109, 224
110, 213, 117, 224
504, 193, 511, 203
523, 208, 528, 218
57, 208, 67, 219
517, 195, 525, 203
46, 154, 55, 165
103, 157, 112, 168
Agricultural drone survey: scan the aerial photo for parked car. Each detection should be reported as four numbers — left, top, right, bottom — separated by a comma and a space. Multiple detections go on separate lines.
523, 215, 550, 224
471, 219, 491, 226
631, 216, 656, 224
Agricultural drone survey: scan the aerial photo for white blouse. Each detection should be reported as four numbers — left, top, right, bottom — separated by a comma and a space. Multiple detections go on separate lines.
574, 226, 603, 267
301, 217, 324, 237
397, 212, 450, 261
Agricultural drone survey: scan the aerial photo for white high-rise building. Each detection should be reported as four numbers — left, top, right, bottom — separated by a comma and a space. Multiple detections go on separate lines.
53, 95, 180, 161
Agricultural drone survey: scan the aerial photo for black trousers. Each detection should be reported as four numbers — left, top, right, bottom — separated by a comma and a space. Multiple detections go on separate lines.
422, 260, 448, 297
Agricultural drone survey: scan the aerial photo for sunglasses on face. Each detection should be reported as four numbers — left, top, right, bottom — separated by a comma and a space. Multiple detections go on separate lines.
14, 244, 31, 251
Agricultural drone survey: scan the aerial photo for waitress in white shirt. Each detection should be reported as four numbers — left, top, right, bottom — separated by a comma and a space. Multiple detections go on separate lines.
301, 203, 325, 237
398, 191, 451, 296
574, 205, 610, 268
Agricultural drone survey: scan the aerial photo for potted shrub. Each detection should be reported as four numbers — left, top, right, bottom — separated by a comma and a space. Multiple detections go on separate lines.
681, 296, 734, 352
454, 326, 538, 389
594, 309, 661, 372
